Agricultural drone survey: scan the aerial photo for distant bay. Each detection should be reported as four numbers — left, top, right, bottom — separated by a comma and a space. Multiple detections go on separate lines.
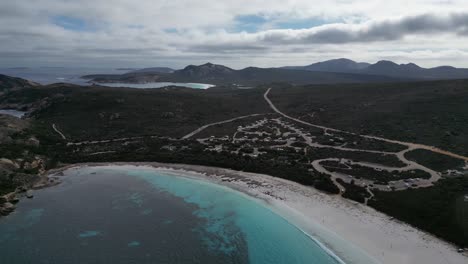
0, 67, 214, 89
98, 82, 215, 89
0, 109, 26, 118
0, 67, 120, 85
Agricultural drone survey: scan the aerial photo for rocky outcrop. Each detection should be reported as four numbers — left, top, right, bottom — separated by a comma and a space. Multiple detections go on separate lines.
26, 137, 40, 147
26, 190, 34, 198
0, 194, 18, 216
0, 202, 15, 216
0, 158, 19, 170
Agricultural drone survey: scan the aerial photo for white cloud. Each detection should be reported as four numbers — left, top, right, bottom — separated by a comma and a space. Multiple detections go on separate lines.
1, 0, 468, 68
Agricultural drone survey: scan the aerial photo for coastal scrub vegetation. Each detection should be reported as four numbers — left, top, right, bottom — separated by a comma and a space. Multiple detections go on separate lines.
369, 176, 468, 247
1, 76, 468, 247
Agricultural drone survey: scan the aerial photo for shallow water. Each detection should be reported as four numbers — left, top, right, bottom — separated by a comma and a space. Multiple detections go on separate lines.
0, 166, 342, 264
0, 109, 26, 118
0, 67, 121, 85
99, 82, 215, 89
0, 67, 215, 89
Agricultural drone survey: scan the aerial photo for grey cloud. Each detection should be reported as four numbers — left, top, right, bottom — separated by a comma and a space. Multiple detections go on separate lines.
185, 43, 269, 54
258, 13, 468, 44
73, 47, 168, 54
1, 0, 468, 68
185, 13, 468, 54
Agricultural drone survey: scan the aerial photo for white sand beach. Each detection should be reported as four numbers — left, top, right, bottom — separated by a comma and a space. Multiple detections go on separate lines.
50, 162, 468, 264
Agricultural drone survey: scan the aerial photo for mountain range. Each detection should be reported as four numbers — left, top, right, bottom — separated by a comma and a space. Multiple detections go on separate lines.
83, 62, 403, 86
82, 59, 468, 86
283, 58, 468, 80
128, 67, 175, 74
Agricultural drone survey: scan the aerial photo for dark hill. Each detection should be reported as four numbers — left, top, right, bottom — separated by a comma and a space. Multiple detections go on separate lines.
169, 63, 236, 80
284, 59, 468, 80
129, 67, 175, 74
84, 62, 405, 86
284, 58, 370, 72
0, 74, 40, 95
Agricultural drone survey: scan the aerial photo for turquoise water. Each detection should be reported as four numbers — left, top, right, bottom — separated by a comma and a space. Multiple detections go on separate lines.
125, 166, 343, 264
99, 82, 215, 89
0, 165, 343, 264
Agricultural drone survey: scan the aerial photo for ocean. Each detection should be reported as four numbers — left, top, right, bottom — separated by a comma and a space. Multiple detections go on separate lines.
0, 165, 342, 264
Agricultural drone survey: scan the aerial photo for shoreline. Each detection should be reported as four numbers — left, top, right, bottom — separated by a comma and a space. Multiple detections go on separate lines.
7, 162, 468, 264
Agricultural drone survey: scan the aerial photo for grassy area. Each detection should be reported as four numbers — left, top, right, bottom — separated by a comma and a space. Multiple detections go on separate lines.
3, 85, 270, 141
322, 160, 430, 184
337, 178, 370, 203
306, 148, 407, 168
269, 80, 468, 156
406, 149, 466, 172
57, 138, 340, 194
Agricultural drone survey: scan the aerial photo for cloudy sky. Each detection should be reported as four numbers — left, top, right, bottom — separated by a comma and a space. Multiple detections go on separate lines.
2, 0, 468, 68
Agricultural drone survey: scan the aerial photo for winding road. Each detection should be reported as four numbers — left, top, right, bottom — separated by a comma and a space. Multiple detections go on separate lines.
59, 87, 467, 197
264, 88, 468, 161
182, 113, 265, 139
264, 87, 468, 194
52, 124, 67, 140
